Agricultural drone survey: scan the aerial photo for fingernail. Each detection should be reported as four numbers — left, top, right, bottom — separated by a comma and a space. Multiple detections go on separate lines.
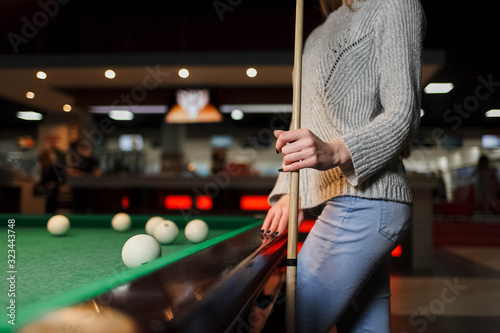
260, 229, 264, 233
276, 149, 279, 154
278, 168, 283, 172
273, 231, 279, 236
266, 230, 271, 234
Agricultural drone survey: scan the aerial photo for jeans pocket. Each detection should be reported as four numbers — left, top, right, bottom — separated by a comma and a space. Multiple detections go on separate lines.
377, 201, 411, 244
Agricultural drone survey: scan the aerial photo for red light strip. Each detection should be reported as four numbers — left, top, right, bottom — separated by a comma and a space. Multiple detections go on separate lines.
391, 245, 403, 257
240, 195, 271, 211
196, 195, 213, 210
121, 195, 130, 209
165, 195, 193, 210
299, 220, 315, 233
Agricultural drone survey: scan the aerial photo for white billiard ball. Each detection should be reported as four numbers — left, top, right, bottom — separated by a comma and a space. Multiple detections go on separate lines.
185, 219, 209, 243
153, 220, 178, 244
121, 234, 162, 268
47, 215, 70, 236
145, 216, 164, 236
112, 213, 131, 232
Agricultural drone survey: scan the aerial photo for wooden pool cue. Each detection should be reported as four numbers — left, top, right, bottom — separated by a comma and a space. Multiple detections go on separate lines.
286, 0, 304, 332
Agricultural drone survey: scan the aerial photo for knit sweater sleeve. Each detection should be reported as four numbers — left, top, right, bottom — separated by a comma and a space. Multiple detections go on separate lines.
268, 171, 289, 206
339, 0, 425, 186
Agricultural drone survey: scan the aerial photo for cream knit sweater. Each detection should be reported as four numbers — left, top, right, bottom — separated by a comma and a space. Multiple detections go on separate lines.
269, 0, 425, 208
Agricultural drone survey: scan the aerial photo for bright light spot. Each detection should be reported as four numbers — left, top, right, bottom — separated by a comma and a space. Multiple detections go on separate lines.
470, 146, 480, 161
36, 71, 47, 79
105, 69, 116, 79
486, 109, 500, 117
63, 104, 72, 112
109, 110, 134, 121
178, 68, 189, 79
17, 111, 43, 121
438, 156, 448, 170
26, 91, 35, 99
246, 68, 257, 78
424, 83, 454, 94
420, 109, 425, 117
231, 109, 244, 120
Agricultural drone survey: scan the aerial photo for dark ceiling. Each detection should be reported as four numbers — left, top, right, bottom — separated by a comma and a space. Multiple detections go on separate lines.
0, 0, 499, 130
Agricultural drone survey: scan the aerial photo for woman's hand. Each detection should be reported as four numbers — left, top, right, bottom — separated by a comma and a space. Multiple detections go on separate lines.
261, 194, 304, 237
275, 129, 351, 172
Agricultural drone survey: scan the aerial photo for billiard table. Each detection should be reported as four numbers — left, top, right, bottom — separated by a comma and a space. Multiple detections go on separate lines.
0, 214, 289, 333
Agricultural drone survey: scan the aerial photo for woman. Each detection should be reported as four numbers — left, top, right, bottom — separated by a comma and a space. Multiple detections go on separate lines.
261, 0, 425, 331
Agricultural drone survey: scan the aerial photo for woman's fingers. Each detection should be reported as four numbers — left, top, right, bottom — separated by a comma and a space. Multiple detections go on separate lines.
298, 210, 305, 227
262, 207, 280, 236
261, 195, 294, 237
261, 206, 288, 236
276, 129, 322, 172
283, 151, 303, 165
275, 129, 309, 153
273, 130, 286, 139
261, 209, 275, 233
265, 214, 279, 236
281, 159, 311, 172
261, 206, 304, 237
276, 212, 289, 236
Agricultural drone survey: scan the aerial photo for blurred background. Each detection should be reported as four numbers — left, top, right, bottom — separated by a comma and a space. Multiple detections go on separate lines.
0, 0, 499, 223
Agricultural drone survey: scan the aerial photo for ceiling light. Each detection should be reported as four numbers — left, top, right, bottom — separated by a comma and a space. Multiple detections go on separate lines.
231, 109, 244, 120
246, 68, 257, 78
424, 83, 454, 94
220, 104, 292, 113
109, 110, 134, 121
26, 91, 35, 99
105, 69, 116, 79
17, 111, 43, 121
63, 104, 72, 112
36, 71, 47, 79
486, 109, 500, 117
178, 68, 189, 79
89, 105, 168, 114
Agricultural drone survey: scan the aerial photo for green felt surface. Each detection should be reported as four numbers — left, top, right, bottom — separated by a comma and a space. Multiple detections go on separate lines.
14, 227, 231, 307
0, 214, 261, 331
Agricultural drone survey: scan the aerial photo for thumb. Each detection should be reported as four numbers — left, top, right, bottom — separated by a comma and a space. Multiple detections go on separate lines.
274, 130, 286, 139
298, 210, 305, 226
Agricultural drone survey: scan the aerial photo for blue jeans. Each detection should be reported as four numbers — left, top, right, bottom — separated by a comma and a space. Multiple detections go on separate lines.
296, 196, 411, 333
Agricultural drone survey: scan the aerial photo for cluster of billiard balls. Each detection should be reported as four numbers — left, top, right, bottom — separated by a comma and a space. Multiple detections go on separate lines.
46, 214, 210, 269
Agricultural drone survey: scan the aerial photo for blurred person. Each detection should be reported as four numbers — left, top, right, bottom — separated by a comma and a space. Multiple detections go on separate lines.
46, 137, 67, 182
67, 141, 101, 177
36, 149, 62, 213
0, 161, 15, 186
48, 138, 66, 167
475, 155, 499, 213
433, 170, 447, 200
